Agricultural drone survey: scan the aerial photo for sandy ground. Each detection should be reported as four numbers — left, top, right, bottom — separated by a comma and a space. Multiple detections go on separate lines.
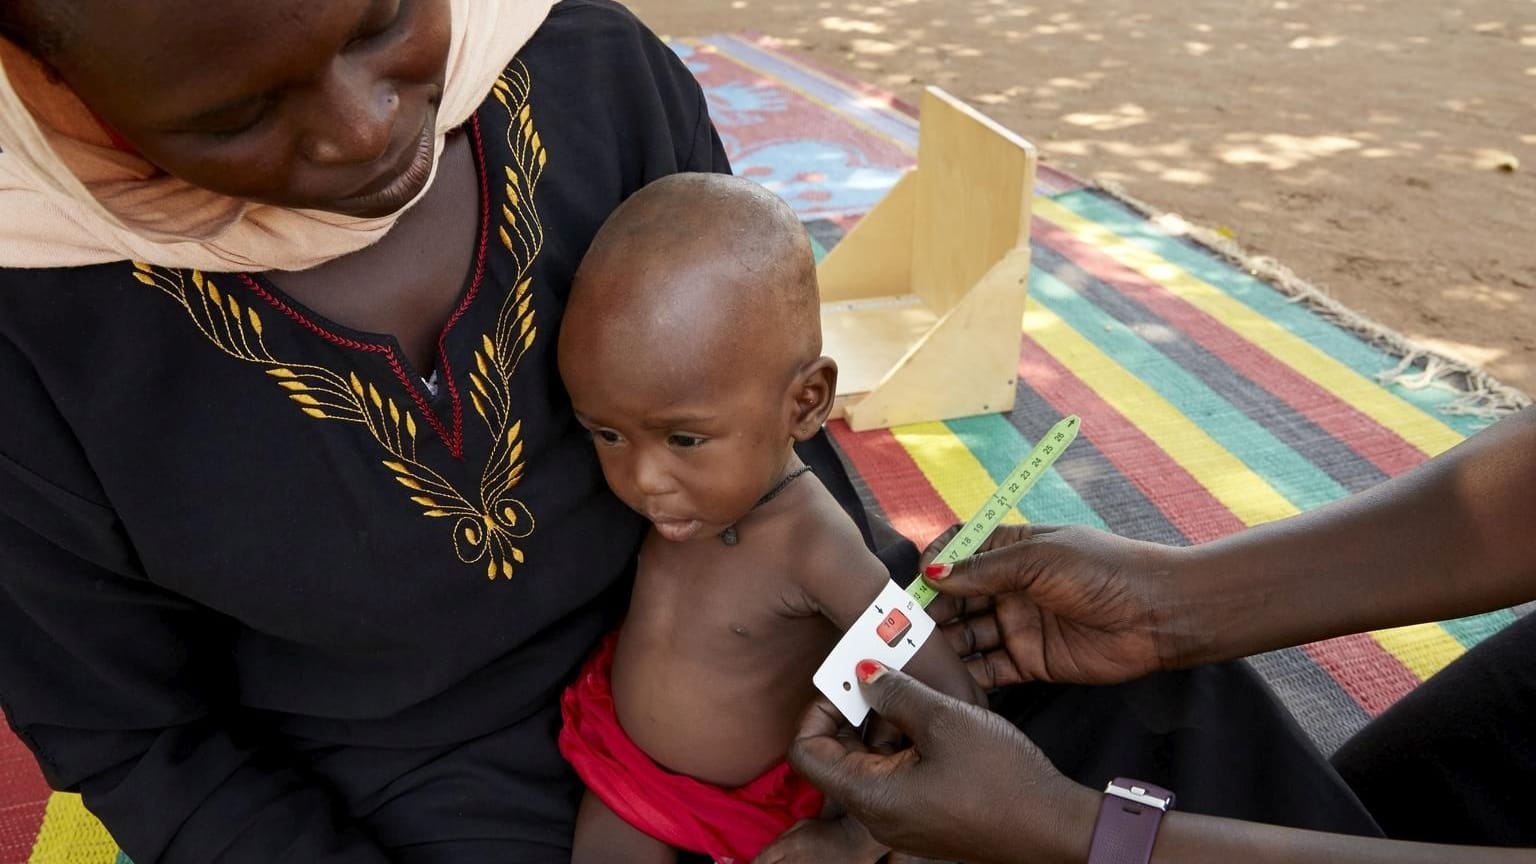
628, 0, 1536, 396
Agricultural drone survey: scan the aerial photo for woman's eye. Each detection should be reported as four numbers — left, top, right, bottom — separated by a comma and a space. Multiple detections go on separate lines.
192, 101, 273, 139
347, 0, 404, 49
668, 434, 706, 449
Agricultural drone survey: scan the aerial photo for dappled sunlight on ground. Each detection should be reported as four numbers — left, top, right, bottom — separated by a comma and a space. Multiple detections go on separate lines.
632, 0, 1536, 394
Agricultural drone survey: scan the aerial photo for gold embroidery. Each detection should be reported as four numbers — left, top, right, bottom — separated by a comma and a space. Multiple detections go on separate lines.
134, 61, 548, 581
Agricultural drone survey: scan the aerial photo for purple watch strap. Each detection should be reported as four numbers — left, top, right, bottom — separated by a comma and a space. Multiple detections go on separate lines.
1086, 777, 1174, 864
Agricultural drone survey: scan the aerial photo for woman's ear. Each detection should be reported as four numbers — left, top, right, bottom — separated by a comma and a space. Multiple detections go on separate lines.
788, 356, 838, 441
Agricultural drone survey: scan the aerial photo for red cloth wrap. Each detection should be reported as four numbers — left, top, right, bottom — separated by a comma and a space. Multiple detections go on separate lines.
559, 632, 824, 863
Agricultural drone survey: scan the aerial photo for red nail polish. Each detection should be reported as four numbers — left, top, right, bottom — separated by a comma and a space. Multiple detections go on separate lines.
924, 563, 952, 580
856, 659, 885, 684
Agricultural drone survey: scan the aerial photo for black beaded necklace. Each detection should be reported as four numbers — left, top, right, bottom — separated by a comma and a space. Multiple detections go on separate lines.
719, 465, 814, 546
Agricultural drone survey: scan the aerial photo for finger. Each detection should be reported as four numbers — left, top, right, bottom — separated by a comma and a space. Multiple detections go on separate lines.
927, 593, 992, 629
924, 527, 1061, 597
788, 729, 899, 800
794, 695, 848, 742
940, 613, 1002, 658
917, 524, 962, 567
965, 649, 1029, 690
864, 714, 905, 755
923, 592, 962, 627
750, 818, 814, 864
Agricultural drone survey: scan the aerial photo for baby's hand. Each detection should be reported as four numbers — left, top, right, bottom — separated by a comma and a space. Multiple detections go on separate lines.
751, 816, 883, 864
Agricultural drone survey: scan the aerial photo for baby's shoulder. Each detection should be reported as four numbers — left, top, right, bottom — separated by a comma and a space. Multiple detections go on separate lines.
774, 482, 877, 570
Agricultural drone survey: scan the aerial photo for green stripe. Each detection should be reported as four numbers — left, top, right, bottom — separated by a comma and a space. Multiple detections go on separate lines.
943, 414, 1110, 530
1051, 191, 1488, 438
1030, 269, 1349, 511
809, 234, 830, 263
1439, 609, 1518, 650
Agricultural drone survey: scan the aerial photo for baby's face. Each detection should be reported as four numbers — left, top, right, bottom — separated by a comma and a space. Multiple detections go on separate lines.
564, 349, 796, 543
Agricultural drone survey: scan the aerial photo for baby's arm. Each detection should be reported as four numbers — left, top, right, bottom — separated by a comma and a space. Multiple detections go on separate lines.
570, 790, 678, 864
796, 519, 984, 709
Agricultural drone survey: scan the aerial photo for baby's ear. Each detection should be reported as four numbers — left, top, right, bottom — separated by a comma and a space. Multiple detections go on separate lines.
789, 357, 838, 441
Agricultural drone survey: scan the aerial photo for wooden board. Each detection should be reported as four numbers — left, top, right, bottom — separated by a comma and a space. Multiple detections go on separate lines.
844, 247, 1032, 430
822, 294, 939, 399
909, 88, 1036, 314
816, 170, 917, 304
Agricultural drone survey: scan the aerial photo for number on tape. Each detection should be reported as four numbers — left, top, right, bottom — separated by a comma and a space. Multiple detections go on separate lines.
906, 414, 1081, 608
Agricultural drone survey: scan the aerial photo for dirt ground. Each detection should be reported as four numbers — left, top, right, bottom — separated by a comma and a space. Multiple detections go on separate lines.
628, 0, 1536, 396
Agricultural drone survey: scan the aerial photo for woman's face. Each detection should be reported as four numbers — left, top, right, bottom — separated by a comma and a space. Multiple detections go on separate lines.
44, 0, 452, 218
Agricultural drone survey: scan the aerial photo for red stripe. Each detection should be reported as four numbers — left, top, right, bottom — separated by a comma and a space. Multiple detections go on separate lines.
0, 722, 51, 859
826, 420, 956, 545
1301, 634, 1423, 716
1033, 218, 1427, 477
1018, 337, 1246, 543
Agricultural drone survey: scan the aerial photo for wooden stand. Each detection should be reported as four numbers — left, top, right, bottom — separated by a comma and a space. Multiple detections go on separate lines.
820, 87, 1037, 431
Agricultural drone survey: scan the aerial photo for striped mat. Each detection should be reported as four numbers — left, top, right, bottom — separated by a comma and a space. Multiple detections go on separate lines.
0, 32, 1524, 864
675, 33, 1528, 756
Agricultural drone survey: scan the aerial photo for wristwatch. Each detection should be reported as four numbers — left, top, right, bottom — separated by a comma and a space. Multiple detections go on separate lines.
1086, 777, 1175, 864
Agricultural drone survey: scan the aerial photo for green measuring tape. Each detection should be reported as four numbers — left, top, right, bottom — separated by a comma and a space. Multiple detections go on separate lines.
906, 414, 1081, 608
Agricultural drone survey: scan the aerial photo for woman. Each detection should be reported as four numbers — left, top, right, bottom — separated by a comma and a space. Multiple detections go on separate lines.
0, 1, 738, 860
790, 408, 1536, 862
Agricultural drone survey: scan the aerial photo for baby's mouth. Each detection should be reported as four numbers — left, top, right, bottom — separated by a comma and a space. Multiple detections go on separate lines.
650, 517, 705, 543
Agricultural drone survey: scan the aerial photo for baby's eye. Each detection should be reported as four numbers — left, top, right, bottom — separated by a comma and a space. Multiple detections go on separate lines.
593, 429, 623, 445
668, 434, 707, 449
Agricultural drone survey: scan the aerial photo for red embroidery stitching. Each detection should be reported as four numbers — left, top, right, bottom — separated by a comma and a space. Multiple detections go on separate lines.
433, 114, 494, 460
235, 273, 459, 454
234, 115, 495, 461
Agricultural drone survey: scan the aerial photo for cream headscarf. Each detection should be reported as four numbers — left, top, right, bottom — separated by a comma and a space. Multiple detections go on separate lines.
0, 1, 555, 272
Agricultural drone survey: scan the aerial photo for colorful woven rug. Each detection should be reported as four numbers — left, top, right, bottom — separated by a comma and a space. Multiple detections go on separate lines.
671, 34, 1527, 755
0, 32, 1525, 864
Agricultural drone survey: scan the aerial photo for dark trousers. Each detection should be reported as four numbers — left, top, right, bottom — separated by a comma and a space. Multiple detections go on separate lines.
1332, 611, 1536, 846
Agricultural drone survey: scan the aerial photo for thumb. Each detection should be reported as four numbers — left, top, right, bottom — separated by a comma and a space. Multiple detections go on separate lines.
855, 661, 955, 746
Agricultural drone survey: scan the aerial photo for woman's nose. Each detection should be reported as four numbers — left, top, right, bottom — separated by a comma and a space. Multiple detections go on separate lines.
299, 62, 398, 165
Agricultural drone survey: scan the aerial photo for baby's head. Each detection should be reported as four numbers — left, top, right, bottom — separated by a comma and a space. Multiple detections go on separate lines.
559, 173, 835, 543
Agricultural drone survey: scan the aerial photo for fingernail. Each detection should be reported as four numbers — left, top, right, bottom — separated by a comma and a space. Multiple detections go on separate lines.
924, 563, 952, 580
856, 659, 886, 684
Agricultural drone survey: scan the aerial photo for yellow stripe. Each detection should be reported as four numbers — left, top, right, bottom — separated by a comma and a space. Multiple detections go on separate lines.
889, 422, 1028, 526
1026, 303, 1300, 526
28, 793, 120, 864
1370, 623, 1468, 681
1033, 197, 1464, 459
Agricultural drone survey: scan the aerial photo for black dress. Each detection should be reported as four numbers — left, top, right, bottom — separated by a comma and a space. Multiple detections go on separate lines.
1, 2, 725, 861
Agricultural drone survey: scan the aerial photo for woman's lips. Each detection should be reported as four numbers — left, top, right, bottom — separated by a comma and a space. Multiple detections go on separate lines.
336, 121, 437, 216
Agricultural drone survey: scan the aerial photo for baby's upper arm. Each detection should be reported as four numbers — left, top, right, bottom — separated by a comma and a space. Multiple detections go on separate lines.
790, 515, 898, 632
791, 508, 985, 707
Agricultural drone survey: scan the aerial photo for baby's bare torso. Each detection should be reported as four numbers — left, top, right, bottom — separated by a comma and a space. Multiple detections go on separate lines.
609, 481, 854, 788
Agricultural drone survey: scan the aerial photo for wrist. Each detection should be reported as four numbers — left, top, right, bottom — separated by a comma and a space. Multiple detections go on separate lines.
1141, 543, 1215, 672
1004, 779, 1097, 864
1159, 542, 1261, 669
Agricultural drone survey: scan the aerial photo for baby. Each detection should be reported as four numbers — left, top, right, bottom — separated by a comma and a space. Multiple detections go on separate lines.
556, 173, 981, 864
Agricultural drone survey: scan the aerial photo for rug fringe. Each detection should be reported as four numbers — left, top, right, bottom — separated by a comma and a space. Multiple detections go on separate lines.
1092, 180, 1532, 422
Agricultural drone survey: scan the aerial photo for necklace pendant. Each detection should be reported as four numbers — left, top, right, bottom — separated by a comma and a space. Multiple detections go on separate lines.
720, 526, 739, 546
